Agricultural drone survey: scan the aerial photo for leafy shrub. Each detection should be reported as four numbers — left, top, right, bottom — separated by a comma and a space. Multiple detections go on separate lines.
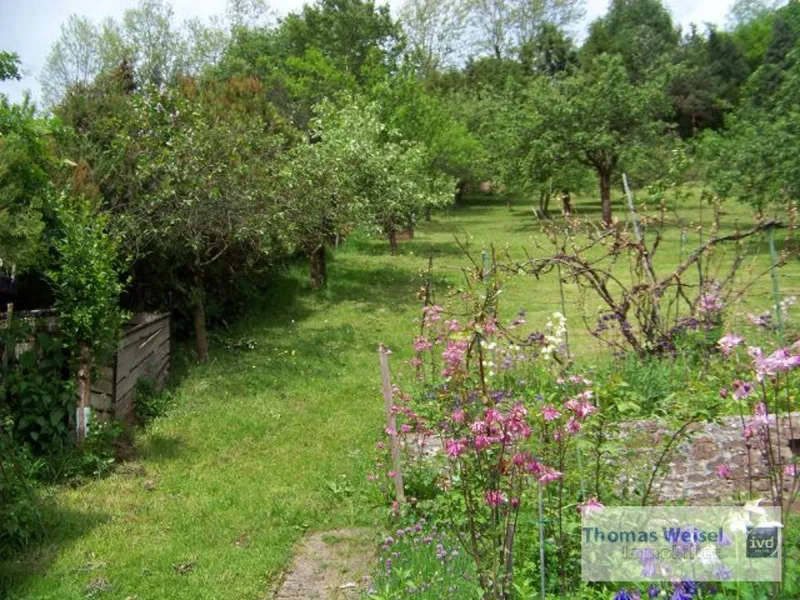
0, 419, 42, 555
1, 323, 73, 454
133, 376, 172, 424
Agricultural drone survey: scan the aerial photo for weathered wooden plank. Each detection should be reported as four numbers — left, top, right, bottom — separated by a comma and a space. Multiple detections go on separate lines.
116, 330, 169, 380
114, 388, 136, 423
91, 377, 114, 396
89, 391, 112, 412
117, 324, 169, 364
117, 320, 168, 354
115, 343, 170, 400
118, 314, 169, 348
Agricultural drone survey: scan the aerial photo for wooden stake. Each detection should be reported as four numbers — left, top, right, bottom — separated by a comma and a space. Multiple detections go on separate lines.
379, 345, 405, 503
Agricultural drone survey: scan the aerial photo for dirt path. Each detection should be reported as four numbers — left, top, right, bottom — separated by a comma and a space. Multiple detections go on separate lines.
273, 528, 374, 600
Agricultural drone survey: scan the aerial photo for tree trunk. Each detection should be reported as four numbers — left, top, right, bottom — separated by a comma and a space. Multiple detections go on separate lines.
455, 180, 467, 204
76, 342, 91, 443
309, 244, 327, 291
193, 292, 209, 364
388, 229, 398, 256
600, 172, 612, 226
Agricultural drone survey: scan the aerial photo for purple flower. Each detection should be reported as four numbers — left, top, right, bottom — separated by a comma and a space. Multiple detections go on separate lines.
718, 333, 744, 356
647, 585, 660, 598
615, 589, 634, 600
713, 564, 733, 580
732, 380, 755, 401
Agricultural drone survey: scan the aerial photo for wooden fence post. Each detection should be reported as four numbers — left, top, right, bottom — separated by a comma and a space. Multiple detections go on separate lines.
379, 345, 405, 503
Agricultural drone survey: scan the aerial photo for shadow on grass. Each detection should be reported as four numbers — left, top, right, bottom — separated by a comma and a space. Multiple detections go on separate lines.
137, 433, 184, 463
0, 504, 110, 600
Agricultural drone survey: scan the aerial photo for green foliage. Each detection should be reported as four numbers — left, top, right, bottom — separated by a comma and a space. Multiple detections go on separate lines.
133, 376, 173, 423
0, 51, 21, 82
287, 97, 455, 251
0, 96, 57, 276
582, 0, 679, 83
0, 423, 41, 555
372, 70, 484, 183
278, 0, 403, 82
669, 25, 751, 137
0, 326, 73, 453
47, 196, 125, 361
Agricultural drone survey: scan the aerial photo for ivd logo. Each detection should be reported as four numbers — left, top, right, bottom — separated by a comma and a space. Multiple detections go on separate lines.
746, 526, 779, 558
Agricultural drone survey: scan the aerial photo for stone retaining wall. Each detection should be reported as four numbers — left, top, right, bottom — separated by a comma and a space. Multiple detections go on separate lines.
621, 414, 800, 504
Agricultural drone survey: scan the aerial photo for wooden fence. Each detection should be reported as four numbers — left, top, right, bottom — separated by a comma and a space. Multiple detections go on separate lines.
1, 310, 170, 425
92, 313, 170, 423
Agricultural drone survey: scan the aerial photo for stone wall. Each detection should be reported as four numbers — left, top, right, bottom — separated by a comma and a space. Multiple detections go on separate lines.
620, 414, 800, 504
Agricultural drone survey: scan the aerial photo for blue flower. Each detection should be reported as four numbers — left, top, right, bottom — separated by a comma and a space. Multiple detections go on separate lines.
671, 581, 698, 600
647, 584, 660, 598
713, 564, 733, 581
615, 589, 634, 600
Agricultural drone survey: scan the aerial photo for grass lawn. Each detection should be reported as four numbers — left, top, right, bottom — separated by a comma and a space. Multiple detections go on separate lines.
1, 190, 798, 599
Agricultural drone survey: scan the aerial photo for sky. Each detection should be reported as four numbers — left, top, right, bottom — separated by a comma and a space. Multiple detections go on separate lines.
0, 0, 737, 105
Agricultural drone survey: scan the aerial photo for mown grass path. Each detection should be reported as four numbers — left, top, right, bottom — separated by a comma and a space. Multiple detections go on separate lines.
2, 194, 797, 599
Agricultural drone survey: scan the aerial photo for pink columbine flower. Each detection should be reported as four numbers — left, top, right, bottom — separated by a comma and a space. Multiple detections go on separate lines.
718, 333, 744, 357
470, 420, 487, 434
537, 467, 563, 484
485, 407, 503, 425
510, 403, 527, 420
452, 408, 465, 423
578, 497, 605, 515
422, 305, 443, 323
445, 438, 468, 458
485, 490, 506, 507
743, 426, 754, 440
719, 388, 728, 398
400, 424, 412, 433
483, 317, 498, 335
575, 400, 597, 420
445, 319, 460, 331
566, 417, 582, 434
510, 497, 520, 509
473, 435, 492, 451
542, 404, 561, 421
413, 336, 433, 353
716, 464, 732, 479
410, 357, 423, 368
442, 340, 468, 370
552, 429, 563, 441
